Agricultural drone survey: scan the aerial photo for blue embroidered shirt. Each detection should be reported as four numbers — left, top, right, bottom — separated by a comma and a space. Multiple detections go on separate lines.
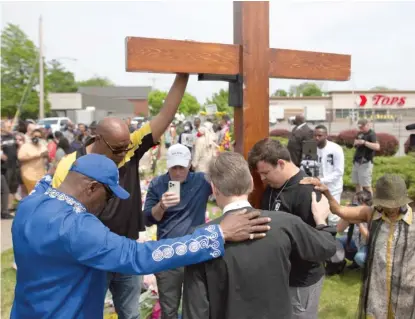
11, 176, 224, 319
144, 172, 212, 240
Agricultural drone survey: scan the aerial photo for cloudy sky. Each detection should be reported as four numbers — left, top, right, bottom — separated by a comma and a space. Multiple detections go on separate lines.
2, 1, 415, 103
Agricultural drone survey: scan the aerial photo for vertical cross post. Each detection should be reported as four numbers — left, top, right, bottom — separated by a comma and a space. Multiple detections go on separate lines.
233, 1, 270, 208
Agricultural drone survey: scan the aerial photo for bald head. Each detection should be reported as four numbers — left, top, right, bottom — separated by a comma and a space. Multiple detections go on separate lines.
93, 117, 132, 165
295, 115, 305, 125
96, 117, 130, 140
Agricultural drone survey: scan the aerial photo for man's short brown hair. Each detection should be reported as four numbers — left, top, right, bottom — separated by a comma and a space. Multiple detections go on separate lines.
206, 152, 253, 197
248, 138, 291, 170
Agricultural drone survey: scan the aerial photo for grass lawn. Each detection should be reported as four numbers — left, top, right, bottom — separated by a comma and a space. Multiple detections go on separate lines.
2, 247, 361, 319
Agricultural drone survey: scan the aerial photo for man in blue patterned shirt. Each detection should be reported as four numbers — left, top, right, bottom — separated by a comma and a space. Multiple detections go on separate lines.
11, 154, 270, 319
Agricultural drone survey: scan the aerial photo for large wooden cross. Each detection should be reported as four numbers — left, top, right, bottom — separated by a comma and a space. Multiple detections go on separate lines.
125, 2, 351, 208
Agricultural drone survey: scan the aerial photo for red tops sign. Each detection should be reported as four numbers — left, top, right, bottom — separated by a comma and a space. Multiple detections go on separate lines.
358, 94, 406, 107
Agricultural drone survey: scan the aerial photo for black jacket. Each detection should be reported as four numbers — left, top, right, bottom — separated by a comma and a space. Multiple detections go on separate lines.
287, 123, 314, 167
262, 170, 326, 287
182, 208, 336, 319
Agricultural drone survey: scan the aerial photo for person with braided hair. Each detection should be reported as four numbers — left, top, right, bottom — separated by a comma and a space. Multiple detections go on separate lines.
301, 174, 415, 319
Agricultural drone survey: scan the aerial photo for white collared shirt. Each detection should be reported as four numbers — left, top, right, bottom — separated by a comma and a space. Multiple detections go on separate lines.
222, 200, 252, 214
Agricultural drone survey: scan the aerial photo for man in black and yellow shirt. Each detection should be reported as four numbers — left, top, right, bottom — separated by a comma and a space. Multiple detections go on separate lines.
52, 74, 189, 319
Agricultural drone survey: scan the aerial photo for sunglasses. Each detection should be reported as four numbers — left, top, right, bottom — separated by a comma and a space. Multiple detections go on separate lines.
100, 135, 133, 155
101, 183, 115, 201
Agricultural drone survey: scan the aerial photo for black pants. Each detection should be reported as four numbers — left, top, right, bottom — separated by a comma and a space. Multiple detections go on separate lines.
155, 267, 184, 319
1, 174, 10, 216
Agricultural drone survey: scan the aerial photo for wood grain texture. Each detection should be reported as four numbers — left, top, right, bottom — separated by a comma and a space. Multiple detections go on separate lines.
269, 48, 351, 80
126, 37, 351, 81
126, 37, 239, 75
233, 1, 269, 209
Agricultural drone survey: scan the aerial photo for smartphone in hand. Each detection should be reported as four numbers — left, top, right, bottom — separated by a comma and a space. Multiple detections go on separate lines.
168, 181, 181, 200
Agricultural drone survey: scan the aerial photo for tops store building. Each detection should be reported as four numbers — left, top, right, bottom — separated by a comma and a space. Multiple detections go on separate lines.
269, 90, 415, 122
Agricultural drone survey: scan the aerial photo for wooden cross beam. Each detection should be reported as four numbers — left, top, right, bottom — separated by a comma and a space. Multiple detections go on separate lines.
125, 1, 351, 208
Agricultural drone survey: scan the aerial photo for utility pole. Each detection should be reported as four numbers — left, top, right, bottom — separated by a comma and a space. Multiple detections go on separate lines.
39, 15, 44, 119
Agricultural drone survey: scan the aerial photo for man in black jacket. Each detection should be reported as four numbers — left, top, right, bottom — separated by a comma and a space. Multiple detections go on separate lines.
287, 115, 314, 167
248, 138, 329, 318
182, 152, 336, 319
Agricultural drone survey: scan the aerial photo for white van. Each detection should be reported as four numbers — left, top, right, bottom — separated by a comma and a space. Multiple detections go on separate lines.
37, 117, 71, 133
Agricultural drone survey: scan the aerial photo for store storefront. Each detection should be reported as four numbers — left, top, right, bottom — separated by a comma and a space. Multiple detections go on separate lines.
269, 90, 415, 122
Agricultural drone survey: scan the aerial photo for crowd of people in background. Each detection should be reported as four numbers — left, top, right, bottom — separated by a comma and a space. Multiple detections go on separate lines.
164, 114, 232, 173
1, 118, 99, 219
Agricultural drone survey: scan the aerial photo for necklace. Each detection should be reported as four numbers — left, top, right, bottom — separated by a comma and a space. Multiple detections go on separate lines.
268, 179, 290, 211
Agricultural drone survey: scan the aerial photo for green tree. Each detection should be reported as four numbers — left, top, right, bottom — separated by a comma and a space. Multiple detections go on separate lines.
371, 86, 393, 91
272, 89, 288, 97
148, 90, 201, 116
204, 89, 233, 114
77, 76, 113, 87
1, 23, 50, 119
289, 82, 323, 97
46, 59, 77, 93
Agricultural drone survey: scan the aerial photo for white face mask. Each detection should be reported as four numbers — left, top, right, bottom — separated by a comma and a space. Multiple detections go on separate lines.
184, 126, 190, 131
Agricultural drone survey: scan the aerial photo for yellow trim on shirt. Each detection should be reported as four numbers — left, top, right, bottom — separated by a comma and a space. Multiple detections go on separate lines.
385, 222, 395, 319
118, 122, 152, 167
52, 123, 153, 188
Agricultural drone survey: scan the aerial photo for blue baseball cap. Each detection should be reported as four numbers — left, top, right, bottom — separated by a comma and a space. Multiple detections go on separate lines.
70, 154, 130, 199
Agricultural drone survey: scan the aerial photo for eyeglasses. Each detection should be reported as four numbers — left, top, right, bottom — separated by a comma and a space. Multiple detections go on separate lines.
100, 135, 133, 155
101, 183, 115, 201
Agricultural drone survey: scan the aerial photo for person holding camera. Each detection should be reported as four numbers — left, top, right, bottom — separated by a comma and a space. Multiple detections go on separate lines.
17, 129, 48, 193
143, 144, 213, 319
352, 119, 380, 194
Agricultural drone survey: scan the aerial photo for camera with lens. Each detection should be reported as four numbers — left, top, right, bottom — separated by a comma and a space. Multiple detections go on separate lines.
301, 140, 320, 177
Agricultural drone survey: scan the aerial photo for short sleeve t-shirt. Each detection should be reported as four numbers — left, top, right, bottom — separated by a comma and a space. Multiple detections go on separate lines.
353, 129, 377, 163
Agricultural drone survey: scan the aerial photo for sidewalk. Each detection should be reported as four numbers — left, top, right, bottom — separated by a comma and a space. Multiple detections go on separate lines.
1, 219, 13, 252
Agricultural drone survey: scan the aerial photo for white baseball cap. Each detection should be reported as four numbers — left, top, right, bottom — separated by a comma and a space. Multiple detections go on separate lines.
166, 144, 191, 169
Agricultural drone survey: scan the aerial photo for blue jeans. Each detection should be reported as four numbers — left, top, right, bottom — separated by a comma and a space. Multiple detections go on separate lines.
107, 272, 142, 319
338, 236, 367, 268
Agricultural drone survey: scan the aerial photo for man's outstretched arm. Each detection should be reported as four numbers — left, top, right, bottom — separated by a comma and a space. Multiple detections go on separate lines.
150, 74, 189, 142
64, 210, 271, 276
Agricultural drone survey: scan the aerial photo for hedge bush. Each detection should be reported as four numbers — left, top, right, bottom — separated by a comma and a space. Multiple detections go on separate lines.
327, 135, 338, 142
336, 129, 357, 148
272, 137, 415, 201
269, 129, 291, 139
336, 129, 399, 157
375, 133, 399, 156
